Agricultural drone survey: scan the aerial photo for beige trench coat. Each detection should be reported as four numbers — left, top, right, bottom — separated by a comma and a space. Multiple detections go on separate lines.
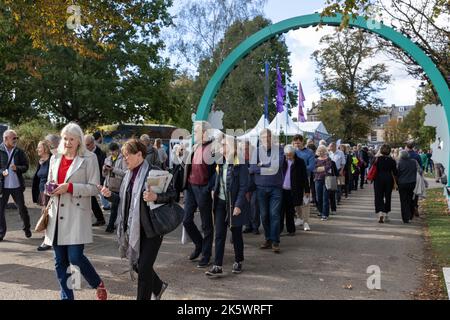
44, 151, 100, 246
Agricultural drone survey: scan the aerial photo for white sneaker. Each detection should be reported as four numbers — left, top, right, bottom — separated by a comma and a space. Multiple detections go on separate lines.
384, 214, 390, 222
303, 222, 310, 231
295, 218, 304, 227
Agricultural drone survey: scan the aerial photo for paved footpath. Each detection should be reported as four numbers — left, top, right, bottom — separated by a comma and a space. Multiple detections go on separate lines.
0, 183, 426, 300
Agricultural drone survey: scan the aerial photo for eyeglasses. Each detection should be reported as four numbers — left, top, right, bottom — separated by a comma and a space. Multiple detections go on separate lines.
11, 137, 18, 141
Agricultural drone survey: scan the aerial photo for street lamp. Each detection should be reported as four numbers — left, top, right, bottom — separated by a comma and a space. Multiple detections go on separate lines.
244, 119, 247, 132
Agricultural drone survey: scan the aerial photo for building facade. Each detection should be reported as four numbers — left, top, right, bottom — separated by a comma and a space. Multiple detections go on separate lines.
367, 104, 415, 146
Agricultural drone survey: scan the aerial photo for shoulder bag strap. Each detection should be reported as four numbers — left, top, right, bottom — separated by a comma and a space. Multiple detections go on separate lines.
6, 148, 17, 169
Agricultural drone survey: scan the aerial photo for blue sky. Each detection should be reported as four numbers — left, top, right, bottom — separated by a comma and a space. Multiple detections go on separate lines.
265, 0, 326, 22
263, 0, 421, 117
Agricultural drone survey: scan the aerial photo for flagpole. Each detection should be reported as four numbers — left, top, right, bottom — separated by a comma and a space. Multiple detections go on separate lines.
264, 61, 269, 127
285, 72, 289, 145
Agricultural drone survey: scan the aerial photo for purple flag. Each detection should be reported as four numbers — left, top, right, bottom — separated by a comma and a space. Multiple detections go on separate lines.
298, 81, 306, 122
276, 65, 285, 113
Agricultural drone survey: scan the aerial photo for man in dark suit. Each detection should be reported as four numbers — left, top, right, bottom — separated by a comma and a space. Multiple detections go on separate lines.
85, 135, 106, 226
0, 129, 31, 241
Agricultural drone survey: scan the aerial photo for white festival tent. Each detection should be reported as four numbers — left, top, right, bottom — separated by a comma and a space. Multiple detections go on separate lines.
237, 115, 270, 141
297, 121, 329, 136
267, 110, 304, 136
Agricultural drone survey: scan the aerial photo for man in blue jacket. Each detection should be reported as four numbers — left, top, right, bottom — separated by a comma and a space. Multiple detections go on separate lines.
249, 129, 284, 253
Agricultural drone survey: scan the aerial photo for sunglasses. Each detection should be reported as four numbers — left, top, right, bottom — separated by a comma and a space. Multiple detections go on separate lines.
11, 137, 18, 141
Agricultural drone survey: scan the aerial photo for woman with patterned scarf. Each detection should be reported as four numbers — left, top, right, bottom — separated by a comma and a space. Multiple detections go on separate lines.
101, 139, 177, 300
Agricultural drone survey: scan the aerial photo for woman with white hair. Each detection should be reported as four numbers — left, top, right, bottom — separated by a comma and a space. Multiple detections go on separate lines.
280, 145, 310, 234
44, 122, 107, 300
314, 145, 333, 221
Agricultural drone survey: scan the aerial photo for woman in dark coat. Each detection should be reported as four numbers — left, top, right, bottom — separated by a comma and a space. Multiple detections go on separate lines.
340, 144, 352, 198
280, 145, 310, 235
101, 139, 177, 300
372, 144, 398, 223
206, 137, 248, 277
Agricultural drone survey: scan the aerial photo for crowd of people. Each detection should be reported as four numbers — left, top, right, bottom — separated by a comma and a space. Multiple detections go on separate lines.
0, 121, 444, 301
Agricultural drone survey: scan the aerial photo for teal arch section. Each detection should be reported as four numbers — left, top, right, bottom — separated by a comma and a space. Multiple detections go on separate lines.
196, 13, 449, 121
196, 13, 450, 190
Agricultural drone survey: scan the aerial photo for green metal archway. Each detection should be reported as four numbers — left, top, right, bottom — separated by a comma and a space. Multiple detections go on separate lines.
196, 13, 449, 121
195, 13, 450, 189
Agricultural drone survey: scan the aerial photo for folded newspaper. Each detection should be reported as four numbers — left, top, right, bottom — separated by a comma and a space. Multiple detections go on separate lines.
146, 170, 173, 210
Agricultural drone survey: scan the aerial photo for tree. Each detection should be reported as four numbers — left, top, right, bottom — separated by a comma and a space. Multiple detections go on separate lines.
384, 119, 409, 147
322, 0, 374, 28
318, 98, 375, 142
169, 74, 198, 130
0, 1, 176, 128
399, 86, 437, 149
188, 16, 295, 130
1, 0, 173, 59
317, 98, 344, 140
0, 5, 44, 124
170, 0, 267, 73
313, 29, 391, 143
322, 0, 449, 103
375, 0, 449, 99
321, 0, 448, 31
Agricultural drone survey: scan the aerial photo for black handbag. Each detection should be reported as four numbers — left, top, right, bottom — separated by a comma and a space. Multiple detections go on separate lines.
148, 201, 184, 237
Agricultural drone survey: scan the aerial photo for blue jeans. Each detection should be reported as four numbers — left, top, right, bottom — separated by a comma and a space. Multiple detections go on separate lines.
53, 244, 102, 300
257, 187, 282, 244
315, 180, 330, 217
101, 194, 110, 209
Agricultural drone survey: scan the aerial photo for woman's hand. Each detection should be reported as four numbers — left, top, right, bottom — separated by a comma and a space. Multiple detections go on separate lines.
233, 207, 241, 216
143, 190, 158, 202
52, 183, 69, 195
99, 185, 112, 198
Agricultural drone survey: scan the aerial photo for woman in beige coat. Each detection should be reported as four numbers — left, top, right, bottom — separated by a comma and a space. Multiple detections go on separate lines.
44, 123, 107, 300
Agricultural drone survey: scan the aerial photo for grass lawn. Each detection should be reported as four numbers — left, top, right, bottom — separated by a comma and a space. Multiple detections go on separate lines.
422, 188, 450, 298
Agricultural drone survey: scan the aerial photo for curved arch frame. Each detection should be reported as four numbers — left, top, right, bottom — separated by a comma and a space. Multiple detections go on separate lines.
196, 13, 450, 190
196, 13, 449, 121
